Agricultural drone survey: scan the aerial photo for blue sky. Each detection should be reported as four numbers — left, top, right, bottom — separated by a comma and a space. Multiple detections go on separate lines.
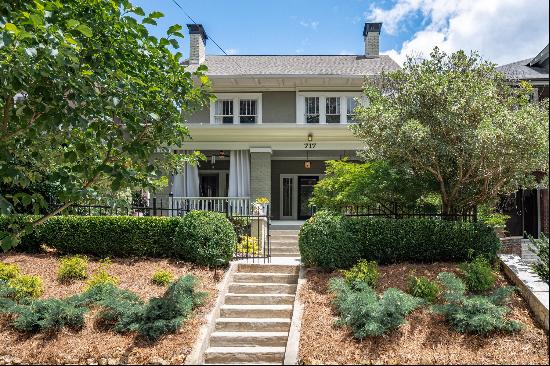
133, 0, 549, 65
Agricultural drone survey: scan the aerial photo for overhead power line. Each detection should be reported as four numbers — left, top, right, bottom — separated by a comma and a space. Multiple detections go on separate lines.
169, 0, 245, 76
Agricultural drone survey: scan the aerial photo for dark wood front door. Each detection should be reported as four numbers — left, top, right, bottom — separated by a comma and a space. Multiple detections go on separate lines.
297, 176, 319, 220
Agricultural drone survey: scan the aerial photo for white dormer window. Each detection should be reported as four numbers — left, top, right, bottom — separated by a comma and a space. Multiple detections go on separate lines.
210, 93, 262, 124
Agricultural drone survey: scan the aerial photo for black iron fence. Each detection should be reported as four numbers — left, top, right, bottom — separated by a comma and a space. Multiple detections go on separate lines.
47, 198, 271, 262
340, 203, 477, 222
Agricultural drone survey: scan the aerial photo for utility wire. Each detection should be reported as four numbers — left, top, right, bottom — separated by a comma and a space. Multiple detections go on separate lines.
170, 0, 244, 73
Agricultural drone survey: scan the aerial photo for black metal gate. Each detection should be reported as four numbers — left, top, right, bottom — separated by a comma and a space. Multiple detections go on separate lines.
228, 206, 271, 263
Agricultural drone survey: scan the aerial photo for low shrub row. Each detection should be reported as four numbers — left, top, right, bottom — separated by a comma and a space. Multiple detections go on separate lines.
299, 211, 501, 269
0, 273, 206, 339
0, 211, 237, 266
329, 258, 521, 338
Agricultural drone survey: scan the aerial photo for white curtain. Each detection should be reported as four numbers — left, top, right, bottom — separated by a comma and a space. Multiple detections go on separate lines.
184, 160, 200, 197
171, 173, 185, 196
171, 151, 200, 197
228, 150, 250, 197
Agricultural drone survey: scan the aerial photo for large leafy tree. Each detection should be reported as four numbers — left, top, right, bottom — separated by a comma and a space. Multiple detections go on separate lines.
0, 0, 210, 249
352, 48, 549, 215
309, 159, 437, 211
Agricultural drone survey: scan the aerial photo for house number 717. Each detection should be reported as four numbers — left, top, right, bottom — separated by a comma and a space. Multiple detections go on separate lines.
304, 143, 317, 148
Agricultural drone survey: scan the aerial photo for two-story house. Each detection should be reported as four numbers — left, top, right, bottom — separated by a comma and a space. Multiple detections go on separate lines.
496, 44, 549, 238
160, 22, 399, 221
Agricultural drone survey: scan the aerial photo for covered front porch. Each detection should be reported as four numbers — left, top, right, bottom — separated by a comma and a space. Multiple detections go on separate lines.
157, 149, 357, 218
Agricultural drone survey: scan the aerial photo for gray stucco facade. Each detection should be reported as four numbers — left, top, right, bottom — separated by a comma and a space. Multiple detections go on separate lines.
185, 91, 296, 124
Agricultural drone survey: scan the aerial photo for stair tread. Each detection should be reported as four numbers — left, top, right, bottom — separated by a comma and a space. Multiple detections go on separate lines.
221, 304, 292, 309
234, 273, 297, 277
211, 331, 288, 337
225, 293, 295, 297
206, 346, 286, 353
216, 317, 291, 323
230, 282, 297, 286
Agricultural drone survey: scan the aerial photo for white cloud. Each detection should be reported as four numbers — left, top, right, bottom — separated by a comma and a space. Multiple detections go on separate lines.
226, 48, 239, 55
339, 49, 354, 55
366, 0, 549, 65
299, 20, 319, 30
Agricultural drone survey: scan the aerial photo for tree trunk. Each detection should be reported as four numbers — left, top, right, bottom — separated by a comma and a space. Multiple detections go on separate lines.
442, 201, 459, 221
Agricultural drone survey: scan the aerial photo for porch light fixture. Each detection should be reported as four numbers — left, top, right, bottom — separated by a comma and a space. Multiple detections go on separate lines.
307, 133, 313, 141
305, 150, 311, 169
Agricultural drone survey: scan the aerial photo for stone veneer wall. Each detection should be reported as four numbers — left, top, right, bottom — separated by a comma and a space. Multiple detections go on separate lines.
499, 236, 523, 256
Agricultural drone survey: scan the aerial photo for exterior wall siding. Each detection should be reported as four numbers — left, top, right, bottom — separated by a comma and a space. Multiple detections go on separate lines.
262, 91, 296, 123
185, 105, 210, 124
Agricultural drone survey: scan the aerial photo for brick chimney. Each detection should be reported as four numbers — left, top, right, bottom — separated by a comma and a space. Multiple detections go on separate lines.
363, 22, 382, 58
187, 24, 207, 64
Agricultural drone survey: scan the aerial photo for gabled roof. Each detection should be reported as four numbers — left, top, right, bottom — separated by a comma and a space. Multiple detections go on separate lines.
528, 44, 549, 67
184, 55, 400, 77
497, 44, 549, 81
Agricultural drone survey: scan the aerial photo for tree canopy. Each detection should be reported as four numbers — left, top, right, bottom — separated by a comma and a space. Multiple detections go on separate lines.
0, 0, 210, 249
309, 159, 438, 211
351, 48, 549, 215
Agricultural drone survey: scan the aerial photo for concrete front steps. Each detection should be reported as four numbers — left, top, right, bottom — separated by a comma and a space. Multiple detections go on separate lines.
270, 229, 300, 258
204, 263, 300, 365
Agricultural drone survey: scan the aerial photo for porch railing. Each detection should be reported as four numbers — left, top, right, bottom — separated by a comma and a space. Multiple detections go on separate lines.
167, 196, 251, 216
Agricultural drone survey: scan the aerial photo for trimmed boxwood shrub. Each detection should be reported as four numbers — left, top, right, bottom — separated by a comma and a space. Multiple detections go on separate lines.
299, 211, 500, 269
174, 211, 236, 266
40, 216, 182, 257
299, 211, 360, 269
1, 212, 236, 265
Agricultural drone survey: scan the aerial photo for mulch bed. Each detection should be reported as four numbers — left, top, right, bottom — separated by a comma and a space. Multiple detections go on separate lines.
299, 262, 549, 365
0, 252, 224, 365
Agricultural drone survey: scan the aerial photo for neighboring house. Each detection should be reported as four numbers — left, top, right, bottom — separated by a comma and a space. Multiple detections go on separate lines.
497, 44, 549, 238
160, 23, 399, 220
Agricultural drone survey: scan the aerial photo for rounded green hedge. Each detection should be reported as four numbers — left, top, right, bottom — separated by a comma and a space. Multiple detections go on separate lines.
299, 210, 501, 269
299, 211, 361, 269
173, 211, 236, 266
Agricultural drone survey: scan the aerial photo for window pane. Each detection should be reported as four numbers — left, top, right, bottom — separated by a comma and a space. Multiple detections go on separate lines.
215, 99, 234, 124
346, 97, 357, 123
305, 97, 319, 124
239, 99, 257, 123
283, 177, 293, 217
326, 97, 340, 123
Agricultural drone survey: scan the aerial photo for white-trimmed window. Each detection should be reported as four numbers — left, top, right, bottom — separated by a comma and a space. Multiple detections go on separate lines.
305, 97, 319, 124
326, 97, 340, 123
346, 97, 357, 123
210, 93, 262, 124
239, 99, 257, 123
214, 99, 234, 124
297, 92, 363, 124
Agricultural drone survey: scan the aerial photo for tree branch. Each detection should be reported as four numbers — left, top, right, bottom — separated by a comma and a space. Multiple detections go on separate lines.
2, 95, 12, 132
